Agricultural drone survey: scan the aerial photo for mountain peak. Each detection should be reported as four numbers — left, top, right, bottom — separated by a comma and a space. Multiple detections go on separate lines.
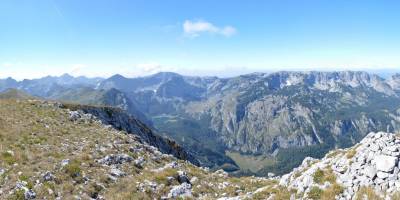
60, 73, 73, 78
5, 77, 16, 81
152, 71, 180, 76
149, 71, 181, 80
109, 74, 127, 80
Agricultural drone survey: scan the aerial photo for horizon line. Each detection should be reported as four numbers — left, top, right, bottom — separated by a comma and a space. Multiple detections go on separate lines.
2, 69, 400, 81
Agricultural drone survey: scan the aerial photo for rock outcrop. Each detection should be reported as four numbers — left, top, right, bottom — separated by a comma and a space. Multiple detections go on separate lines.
280, 132, 400, 199
62, 104, 200, 166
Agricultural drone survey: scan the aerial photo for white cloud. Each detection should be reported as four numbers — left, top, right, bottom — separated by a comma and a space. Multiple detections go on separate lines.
137, 62, 163, 73
102, 62, 178, 78
69, 64, 88, 76
183, 20, 237, 38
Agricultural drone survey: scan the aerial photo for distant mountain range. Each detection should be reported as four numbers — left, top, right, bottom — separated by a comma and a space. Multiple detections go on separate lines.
2, 71, 400, 175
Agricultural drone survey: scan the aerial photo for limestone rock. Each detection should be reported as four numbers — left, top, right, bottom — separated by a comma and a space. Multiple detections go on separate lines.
110, 168, 126, 178
374, 155, 398, 172
363, 166, 376, 178
167, 183, 192, 198
24, 190, 36, 199
42, 171, 54, 182
98, 154, 133, 165
279, 132, 400, 200
134, 157, 145, 168
377, 171, 389, 179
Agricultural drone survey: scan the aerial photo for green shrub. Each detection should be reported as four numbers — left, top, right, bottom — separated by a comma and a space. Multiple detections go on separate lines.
9, 189, 25, 200
64, 160, 82, 178
313, 168, 336, 184
313, 169, 324, 184
1, 151, 16, 165
308, 186, 323, 200
18, 175, 34, 189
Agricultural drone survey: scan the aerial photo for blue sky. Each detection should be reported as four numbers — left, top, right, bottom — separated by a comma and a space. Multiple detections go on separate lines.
1, 0, 400, 79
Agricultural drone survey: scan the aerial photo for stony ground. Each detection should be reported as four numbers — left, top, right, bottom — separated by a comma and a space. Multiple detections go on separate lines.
280, 132, 400, 200
0, 99, 281, 200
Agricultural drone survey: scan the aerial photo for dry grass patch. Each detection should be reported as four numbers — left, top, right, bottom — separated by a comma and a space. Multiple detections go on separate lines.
153, 168, 178, 185
251, 186, 292, 200
355, 186, 382, 200
313, 168, 336, 184
321, 183, 344, 200
327, 149, 345, 158
346, 148, 357, 159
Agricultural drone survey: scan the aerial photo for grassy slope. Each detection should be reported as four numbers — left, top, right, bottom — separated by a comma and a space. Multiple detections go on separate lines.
0, 99, 279, 199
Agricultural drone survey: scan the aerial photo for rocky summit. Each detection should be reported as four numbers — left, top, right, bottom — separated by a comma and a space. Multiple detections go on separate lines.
280, 132, 400, 199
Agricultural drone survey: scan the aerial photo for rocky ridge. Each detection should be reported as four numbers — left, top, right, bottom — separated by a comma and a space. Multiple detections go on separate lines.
62, 104, 199, 165
280, 132, 400, 199
0, 99, 277, 199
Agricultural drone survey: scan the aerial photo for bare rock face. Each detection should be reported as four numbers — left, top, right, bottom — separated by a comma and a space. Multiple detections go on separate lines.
279, 132, 400, 199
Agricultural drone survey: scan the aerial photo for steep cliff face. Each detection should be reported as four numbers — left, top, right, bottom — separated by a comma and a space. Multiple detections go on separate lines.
176, 72, 400, 174
61, 104, 199, 165
388, 73, 400, 91
193, 85, 400, 155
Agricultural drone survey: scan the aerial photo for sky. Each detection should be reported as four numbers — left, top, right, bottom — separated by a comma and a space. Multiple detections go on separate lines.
1, 0, 400, 80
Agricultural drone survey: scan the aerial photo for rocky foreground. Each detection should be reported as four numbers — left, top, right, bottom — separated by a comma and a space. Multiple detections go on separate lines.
280, 132, 400, 200
0, 99, 279, 200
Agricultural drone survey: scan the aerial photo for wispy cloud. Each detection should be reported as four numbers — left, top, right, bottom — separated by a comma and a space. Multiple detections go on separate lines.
183, 20, 237, 38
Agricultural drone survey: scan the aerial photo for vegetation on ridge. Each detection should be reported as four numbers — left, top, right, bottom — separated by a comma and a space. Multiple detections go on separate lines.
0, 99, 278, 199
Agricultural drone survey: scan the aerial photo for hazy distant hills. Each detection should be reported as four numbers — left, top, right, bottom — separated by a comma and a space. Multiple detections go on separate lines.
0, 73, 103, 97
0, 88, 37, 100
0, 74, 154, 126
2, 71, 400, 175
